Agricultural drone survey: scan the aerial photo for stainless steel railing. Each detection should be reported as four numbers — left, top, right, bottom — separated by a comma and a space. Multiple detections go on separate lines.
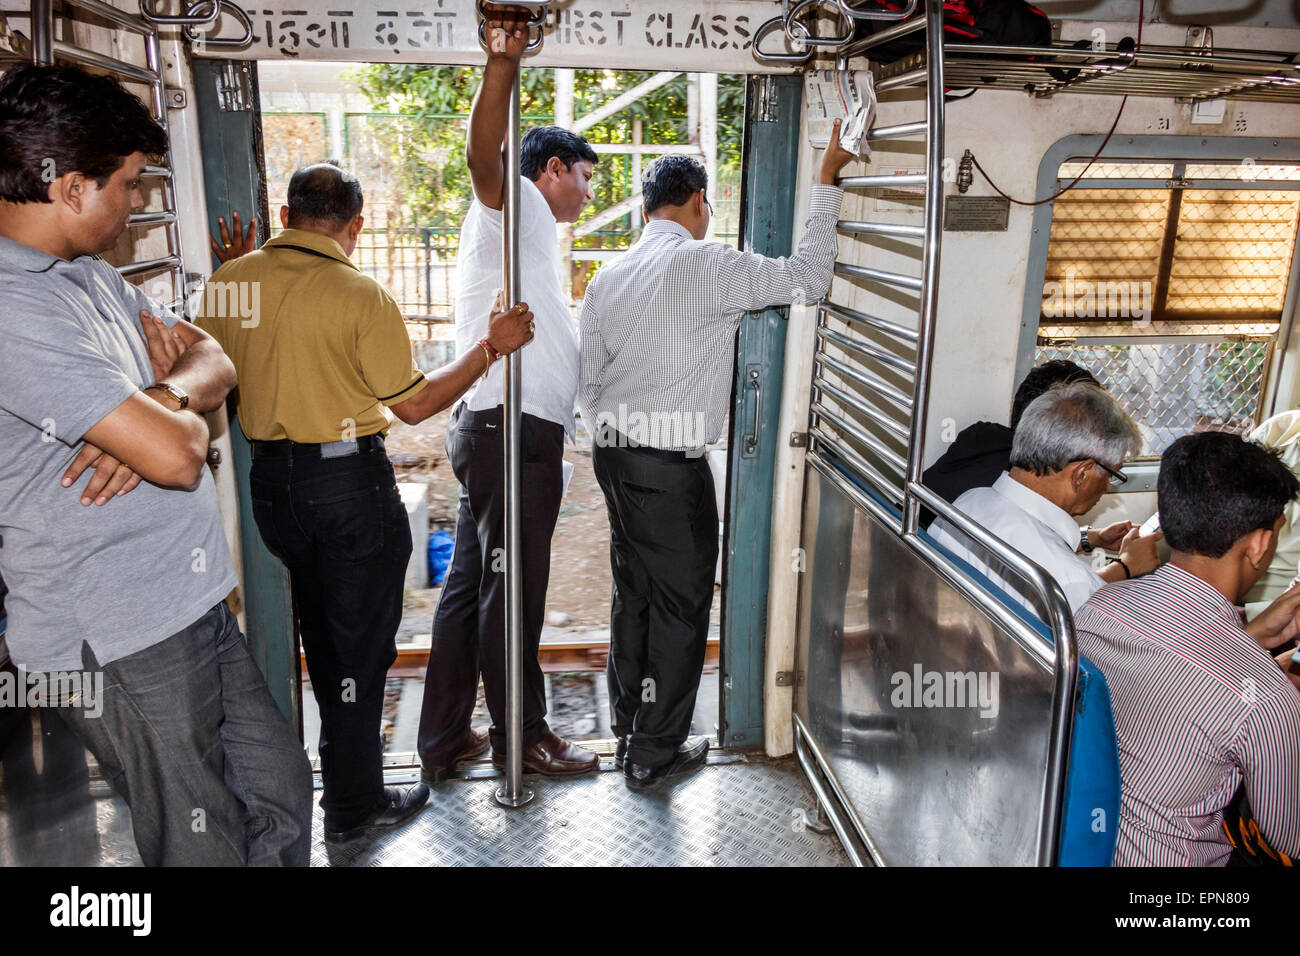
797, 0, 1078, 865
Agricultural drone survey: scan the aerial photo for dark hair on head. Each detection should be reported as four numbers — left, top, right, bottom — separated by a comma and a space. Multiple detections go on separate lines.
642, 154, 708, 215
1011, 359, 1099, 428
0, 64, 167, 203
1158, 431, 1300, 558
520, 126, 597, 181
286, 161, 364, 229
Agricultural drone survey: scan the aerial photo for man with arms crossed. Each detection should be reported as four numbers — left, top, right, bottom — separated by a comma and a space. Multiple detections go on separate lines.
416, 6, 601, 781
199, 163, 534, 842
578, 128, 855, 789
0, 64, 311, 865
1076, 431, 1300, 865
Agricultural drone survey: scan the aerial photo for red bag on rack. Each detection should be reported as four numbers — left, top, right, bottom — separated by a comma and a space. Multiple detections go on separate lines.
856, 0, 1052, 59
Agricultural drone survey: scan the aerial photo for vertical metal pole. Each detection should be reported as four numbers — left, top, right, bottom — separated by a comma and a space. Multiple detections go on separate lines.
494, 67, 533, 809
31, 0, 53, 64
901, 0, 945, 536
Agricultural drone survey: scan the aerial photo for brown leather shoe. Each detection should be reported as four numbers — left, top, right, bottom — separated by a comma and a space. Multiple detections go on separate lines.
421, 728, 490, 784
492, 731, 599, 776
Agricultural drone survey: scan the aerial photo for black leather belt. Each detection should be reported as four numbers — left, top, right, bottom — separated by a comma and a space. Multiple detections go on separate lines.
251, 434, 386, 459
599, 428, 704, 462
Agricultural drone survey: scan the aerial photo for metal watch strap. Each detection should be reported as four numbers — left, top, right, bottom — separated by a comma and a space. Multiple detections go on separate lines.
146, 382, 188, 410
1079, 527, 1093, 553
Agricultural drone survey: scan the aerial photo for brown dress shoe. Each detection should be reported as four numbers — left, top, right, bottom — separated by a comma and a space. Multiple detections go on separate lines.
492, 731, 599, 776
421, 728, 490, 784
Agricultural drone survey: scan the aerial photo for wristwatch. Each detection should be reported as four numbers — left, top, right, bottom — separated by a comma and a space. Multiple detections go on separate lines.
1079, 527, 1094, 553
146, 382, 189, 410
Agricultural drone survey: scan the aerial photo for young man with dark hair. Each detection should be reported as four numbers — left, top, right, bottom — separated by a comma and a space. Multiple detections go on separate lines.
416, 5, 601, 780
577, 126, 855, 790
198, 162, 535, 842
0, 64, 312, 865
1076, 431, 1300, 866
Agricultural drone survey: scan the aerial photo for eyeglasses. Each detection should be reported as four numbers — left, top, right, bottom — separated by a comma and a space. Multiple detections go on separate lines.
1071, 456, 1129, 488
703, 194, 714, 216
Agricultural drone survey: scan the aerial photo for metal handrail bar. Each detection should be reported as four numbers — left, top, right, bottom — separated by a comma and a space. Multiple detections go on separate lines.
812, 369, 911, 440
835, 261, 923, 293
810, 400, 907, 474
838, 11, 924, 57
808, 431, 904, 507
816, 325, 915, 377
822, 299, 920, 345
867, 120, 926, 140
792, 712, 877, 867
907, 481, 1076, 866
52, 41, 158, 83
876, 69, 928, 93
838, 172, 927, 189
814, 350, 913, 410
116, 255, 180, 277
837, 219, 925, 240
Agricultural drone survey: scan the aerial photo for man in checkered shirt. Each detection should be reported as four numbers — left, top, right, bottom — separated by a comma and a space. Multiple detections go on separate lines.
578, 123, 855, 790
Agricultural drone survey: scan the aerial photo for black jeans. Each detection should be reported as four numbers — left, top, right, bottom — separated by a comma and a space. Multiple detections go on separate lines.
592, 439, 718, 769
250, 445, 410, 830
58, 603, 313, 865
417, 405, 563, 762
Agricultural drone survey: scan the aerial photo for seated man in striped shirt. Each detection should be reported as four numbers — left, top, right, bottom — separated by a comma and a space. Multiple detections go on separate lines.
579, 125, 854, 790
1076, 431, 1300, 866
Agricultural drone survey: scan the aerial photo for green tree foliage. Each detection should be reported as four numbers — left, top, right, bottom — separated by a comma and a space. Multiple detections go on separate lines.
350, 65, 744, 238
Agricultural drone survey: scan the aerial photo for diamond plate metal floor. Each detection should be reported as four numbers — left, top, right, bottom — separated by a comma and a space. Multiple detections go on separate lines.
1, 752, 849, 866
316, 754, 849, 866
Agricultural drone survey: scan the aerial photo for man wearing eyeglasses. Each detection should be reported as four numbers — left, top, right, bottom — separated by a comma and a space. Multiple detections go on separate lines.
931, 381, 1164, 613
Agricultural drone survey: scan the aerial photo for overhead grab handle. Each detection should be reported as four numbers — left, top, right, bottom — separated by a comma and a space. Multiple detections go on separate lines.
183, 0, 253, 48
139, 0, 220, 26
784, 0, 855, 49
752, 15, 815, 65
475, 0, 552, 55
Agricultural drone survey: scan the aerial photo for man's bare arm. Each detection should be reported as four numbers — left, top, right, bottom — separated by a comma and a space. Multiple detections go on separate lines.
141, 313, 237, 413
466, 4, 531, 211
81, 392, 212, 489
391, 301, 534, 425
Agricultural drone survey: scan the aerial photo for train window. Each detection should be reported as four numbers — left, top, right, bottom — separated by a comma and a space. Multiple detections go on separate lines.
1032, 158, 1300, 458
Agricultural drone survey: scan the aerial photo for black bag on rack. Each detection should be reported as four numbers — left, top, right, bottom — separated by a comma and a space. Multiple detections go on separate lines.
856, 0, 1052, 60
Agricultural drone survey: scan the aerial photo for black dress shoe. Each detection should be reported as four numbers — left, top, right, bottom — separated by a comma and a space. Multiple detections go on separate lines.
323, 783, 430, 844
614, 736, 627, 770
623, 736, 709, 792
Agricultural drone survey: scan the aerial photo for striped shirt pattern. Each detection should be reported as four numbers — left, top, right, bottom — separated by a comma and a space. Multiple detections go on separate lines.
1076, 564, 1300, 866
578, 184, 844, 450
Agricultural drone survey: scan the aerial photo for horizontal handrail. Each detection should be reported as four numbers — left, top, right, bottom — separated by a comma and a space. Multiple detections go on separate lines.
117, 255, 180, 277
835, 261, 924, 293
868, 120, 927, 140
811, 400, 907, 474
876, 69, 928, 93
838, 220, 925, 240
838, 172, 927, 189
813, 370, 911, 441
142, 165, 173, 178
816, 326, 915, 377
128, 211, 177, 227
64, 0, 154, 33
808, 443, 904, 519
815, 351, 913, 410
822, 299, 920, 345
53, 41, 158, 84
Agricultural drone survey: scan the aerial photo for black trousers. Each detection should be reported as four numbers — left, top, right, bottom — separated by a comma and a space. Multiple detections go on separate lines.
417, 405, 564, 762
250, 445, 409, 830
592, 438, 718, 769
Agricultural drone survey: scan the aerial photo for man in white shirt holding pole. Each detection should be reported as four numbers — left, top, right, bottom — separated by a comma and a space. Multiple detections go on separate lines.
417, 6, 601, 781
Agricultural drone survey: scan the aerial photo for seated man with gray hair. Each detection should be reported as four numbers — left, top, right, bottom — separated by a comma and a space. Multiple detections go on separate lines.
931, 381, 1161, 613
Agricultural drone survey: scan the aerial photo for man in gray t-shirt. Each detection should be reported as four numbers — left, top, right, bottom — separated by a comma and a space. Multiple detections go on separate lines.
0, 64, 311, 866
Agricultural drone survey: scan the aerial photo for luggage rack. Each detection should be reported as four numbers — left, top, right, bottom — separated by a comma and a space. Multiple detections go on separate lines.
874, 37, 1300, 103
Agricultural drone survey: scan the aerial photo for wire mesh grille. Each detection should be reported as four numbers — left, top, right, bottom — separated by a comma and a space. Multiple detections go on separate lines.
1034, 341, 1270, 458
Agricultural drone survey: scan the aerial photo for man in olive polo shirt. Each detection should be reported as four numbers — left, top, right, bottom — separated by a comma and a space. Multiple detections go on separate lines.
198, 163, 533, 843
